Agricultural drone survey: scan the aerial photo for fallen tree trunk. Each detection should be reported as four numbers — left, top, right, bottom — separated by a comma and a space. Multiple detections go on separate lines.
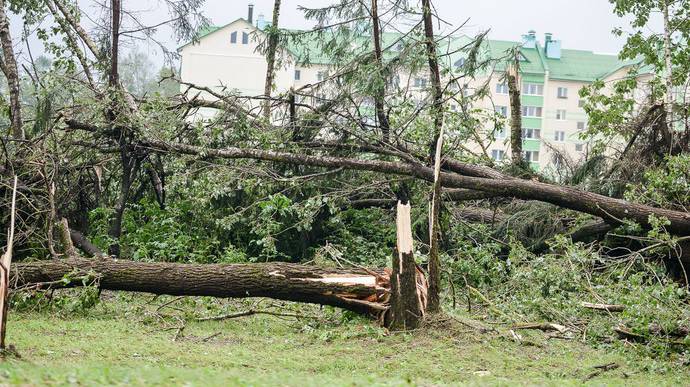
11, 257, 394, 316
140, 139, 690, 234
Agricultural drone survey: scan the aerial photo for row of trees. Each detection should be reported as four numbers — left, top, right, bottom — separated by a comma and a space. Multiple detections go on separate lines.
0, 0, 688, 334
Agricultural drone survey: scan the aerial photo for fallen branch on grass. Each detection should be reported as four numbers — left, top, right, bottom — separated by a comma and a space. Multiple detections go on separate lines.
197, 309, 309, 321
581, 302, 625, 312
512, 322, 568, 333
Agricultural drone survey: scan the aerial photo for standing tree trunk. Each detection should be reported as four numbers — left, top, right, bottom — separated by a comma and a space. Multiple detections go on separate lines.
263, 0, 282, 122
507, 53, 522, 165
106, 0, 131, 257
421, 0, 444, 313
387, 200, 426, 329
0, 0, 23, 139
371, 0, 390, 143
109, 0, 120, 88
0, 176, 17, 349
661, 0, 675, 151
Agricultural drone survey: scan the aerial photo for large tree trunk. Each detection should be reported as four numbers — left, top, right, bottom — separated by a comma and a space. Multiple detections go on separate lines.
139, 139, 690, 235
370, 0, 390, 143
421, 0, 444, 313
661, 0, 675, 149
262, 0, 281, 121
0, 0, 23, 139
12, 257, 392, 316
506, 59, 522, 165
386, 200, 427, 329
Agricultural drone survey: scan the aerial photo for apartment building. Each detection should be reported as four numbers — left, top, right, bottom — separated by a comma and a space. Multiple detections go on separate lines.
178, 6, 652, 171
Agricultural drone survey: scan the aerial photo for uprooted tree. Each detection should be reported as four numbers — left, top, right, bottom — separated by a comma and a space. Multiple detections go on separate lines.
0, 0, 689, 341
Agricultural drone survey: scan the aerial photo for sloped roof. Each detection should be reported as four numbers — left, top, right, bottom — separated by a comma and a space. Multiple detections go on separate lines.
180, 21, 649, 81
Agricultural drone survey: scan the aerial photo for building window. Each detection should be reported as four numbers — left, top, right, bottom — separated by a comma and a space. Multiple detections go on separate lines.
557, 87, 568, 99
521, 128, 541, 139
495, 127, 507, 139
578, 99, 585, 108
294, 70, 301, 81
577, 121, 586, 130
491, 149, 505, 161
317, 71, 328, 82
495, 106, 508, 117
414, 77, 427, 88
495, 83, 508, 94
522, 106, 542, 117
523, 151, 540, 162
242, 32, 249, 44
522, 82, 544, 96
230, 31, 237, 43
554, 130, 565, 142
575, 144, 584, 152
556, 109, 567, 120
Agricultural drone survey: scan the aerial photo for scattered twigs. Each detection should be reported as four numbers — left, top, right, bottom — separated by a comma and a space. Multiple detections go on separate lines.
581, 302, 625, 312
512, 322, 568, 334
583, 362, 620, 382
197, 309, 308, 322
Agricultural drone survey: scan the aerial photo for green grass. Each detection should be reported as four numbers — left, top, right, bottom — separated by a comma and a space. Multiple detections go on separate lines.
0, 292, 686, 386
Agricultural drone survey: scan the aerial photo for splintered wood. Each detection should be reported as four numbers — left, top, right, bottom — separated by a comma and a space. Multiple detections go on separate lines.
387, 201, 426, 330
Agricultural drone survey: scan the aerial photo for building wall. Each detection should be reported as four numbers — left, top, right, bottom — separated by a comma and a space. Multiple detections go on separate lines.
179, 19, 295, 99
179, 25, 649, 171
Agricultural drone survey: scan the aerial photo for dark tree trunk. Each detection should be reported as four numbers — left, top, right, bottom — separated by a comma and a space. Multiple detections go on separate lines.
262, 0, 282, 121
12, 258, 391, 315
421, 0, 444, 313
0, 0, 22, 139
506, 63, 522, 164
371, 0, 390, 142
109, 0, 120, 88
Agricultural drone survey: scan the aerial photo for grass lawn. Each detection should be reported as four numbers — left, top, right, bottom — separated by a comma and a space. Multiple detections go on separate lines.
0, 292, 686, 386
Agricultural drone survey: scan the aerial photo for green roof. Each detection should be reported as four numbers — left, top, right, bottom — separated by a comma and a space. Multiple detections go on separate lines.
181, 21, 648, 81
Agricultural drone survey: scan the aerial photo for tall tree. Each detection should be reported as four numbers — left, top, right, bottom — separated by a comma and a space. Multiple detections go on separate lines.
370, 0, 390, 142
0, 0, 23, 139
421, 0, 444, 313
263, 0, 282, 121
507, 52, 522, 165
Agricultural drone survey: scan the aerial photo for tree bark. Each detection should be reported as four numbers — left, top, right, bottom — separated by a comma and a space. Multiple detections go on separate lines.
0, 0, 23, 139
421, 0, 444, 313
262, 0, 281, 121
371, 0, 390, 142
661, 0, 675, 150
506, 58, 522, 164
140, 140, 690, 234
109, 0, 120, 88
12, 257, 392, 316
387, 201, 426, 329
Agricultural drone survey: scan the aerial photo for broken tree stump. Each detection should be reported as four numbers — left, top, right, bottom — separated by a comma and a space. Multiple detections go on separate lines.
386, 200, 427, 330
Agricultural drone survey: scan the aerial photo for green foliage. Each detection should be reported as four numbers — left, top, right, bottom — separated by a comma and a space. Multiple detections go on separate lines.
625, 154, 690, 210
455, 233, 690, 358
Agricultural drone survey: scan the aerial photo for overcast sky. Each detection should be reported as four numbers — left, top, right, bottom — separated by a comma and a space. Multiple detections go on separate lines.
202, 0, 660, 54
10, 0, 663, 69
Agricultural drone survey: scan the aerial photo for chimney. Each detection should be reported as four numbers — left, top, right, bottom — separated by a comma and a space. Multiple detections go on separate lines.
257, 13, 267, 29
248, 4, 254, 24
544, 33, 561, 59
522, 30, 537, 48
